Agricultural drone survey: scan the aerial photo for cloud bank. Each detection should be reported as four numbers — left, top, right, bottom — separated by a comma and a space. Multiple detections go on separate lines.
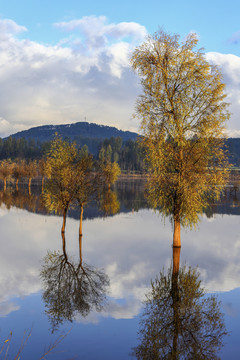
0, 16, 239, 137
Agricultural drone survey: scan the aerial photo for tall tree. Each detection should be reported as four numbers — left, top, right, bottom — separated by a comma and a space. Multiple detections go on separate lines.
131, 30, 230, 247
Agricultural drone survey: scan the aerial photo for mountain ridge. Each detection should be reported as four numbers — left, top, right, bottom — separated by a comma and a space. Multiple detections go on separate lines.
7, 121, 139, 142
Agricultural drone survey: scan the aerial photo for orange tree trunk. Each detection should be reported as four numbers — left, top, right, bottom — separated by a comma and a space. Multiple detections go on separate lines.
173, 217, 181, 248
28, 178, 32, 195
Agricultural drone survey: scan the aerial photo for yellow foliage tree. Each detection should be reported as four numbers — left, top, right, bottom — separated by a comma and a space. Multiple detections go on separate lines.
100, 161, 121, 190
131, 30, 230, 247
0, 159, 13, 191
43, 137, 80, 234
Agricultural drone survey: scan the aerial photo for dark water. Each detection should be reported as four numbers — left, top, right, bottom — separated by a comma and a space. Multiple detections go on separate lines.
0, 180, 239, 359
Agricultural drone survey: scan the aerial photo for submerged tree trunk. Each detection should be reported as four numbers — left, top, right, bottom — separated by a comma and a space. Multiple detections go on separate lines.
16, 178, 19, 191
61, 231, 67, 260
79, 233, 83, 266
172, 244, 181, 359
79, 204, 84, 266
41, 176, 44, 192
28, 178, 32, 195
173, 216, 181, 248
172, 245, 181, 276
79, 204, 84, 237
61, 207, 68, 235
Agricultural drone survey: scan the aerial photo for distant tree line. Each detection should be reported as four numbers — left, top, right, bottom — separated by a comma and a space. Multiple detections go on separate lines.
0, 137, 51, 160
1, 135, 240, 172
0, 135, 146, 172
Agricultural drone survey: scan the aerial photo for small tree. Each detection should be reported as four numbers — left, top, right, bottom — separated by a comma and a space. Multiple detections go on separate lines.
12, 159, 26, 191
43, 137, 79, 234
73, 154, 100, 238
24, 160, 38, 194
38, 158, 46, 190
0, 159, 13, 191
131, 30, 230, 247
100, 161, 121, 190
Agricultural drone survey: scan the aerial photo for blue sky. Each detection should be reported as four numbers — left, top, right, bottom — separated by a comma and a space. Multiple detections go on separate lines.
0, 0, 240, 136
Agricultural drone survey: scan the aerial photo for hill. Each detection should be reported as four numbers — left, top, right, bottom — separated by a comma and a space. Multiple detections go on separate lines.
8, 121, 138, 143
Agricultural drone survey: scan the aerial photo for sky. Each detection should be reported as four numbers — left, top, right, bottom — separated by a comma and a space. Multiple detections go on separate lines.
0, 0, 240, 137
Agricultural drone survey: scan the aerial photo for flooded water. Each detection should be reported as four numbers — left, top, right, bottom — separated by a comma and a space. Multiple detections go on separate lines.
0, 179, 239, 359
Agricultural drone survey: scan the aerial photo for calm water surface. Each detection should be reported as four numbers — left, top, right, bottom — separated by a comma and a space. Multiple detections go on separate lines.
0, 180, 239, 359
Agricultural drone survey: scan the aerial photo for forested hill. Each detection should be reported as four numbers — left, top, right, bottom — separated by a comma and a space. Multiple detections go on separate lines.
8, 122, 138, 143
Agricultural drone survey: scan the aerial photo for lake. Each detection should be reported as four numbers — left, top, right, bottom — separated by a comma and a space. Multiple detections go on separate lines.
0, 179, 239, 359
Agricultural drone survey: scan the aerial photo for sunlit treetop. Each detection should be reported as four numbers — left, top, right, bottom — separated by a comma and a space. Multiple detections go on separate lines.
131, 30, 229, 142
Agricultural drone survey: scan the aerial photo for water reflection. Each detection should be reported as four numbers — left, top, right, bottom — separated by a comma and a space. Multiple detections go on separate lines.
40, 231, 109, 332
0, 180, 239, 220
99, 189, 120, 216
0, 188, 47, 214
133, 246, 228, 359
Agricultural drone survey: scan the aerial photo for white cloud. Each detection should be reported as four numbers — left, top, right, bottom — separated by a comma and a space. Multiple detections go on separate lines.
206, 52, 240, 135
1, 16, 240, 138
54, 16, 147, 46
0, 18, 26, 39
0, 302, 20, 317
0, 16, 144, 137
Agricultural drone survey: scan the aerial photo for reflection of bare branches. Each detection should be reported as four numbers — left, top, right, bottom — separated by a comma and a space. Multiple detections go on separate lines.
133, 264, 228, 359
40, 250, 109, 333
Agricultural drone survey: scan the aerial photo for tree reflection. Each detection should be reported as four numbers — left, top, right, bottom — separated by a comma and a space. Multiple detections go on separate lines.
40, 232, 109, 332
99, 188, 120, 216
0, 188, 47, 213
133, 247, 227, 359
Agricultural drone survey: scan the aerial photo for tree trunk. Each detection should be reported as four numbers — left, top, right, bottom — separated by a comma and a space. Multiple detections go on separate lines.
173, 217, 181, 247
3, 178, 6, 191
28, 178, 32, 195
41, 176, 44, 192
16, 178, 19, 191
61, 207, 67, 234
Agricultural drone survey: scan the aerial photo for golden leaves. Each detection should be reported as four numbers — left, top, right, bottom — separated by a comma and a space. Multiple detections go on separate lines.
132, 30, 230, 228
